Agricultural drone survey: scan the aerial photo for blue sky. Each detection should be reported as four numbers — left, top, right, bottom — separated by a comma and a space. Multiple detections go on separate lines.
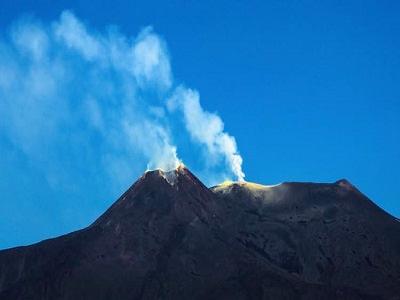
0, 1, 399, 249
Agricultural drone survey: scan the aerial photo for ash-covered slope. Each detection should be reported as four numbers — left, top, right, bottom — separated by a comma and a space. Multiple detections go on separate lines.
0, 167, 399, 299
211, 180, 400, 298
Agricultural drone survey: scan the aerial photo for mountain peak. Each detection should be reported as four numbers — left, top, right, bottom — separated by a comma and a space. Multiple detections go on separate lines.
335, 178, 357, 191
142, 163, 193, 186
136, 164, 211, 196
93, 163, 214, 229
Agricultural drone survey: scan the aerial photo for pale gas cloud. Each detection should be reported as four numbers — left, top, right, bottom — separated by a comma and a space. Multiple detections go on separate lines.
54, 11, 172, 89
168, 87, 245, 181
0, 10, 244, 188
132, 27, 172, 90
54, 11, 103, 61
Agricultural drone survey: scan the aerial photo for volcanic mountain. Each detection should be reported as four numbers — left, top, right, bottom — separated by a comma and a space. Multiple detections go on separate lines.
0, 166, 399, 299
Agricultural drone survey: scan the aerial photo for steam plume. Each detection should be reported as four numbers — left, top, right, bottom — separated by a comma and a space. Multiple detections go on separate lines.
0, 11, 245, 187
168, 87, 245, 181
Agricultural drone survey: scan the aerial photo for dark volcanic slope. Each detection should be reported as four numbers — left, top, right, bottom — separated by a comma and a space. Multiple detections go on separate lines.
0, 167, 399, 299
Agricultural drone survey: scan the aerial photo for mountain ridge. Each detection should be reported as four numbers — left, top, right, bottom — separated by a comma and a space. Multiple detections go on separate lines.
1, 167, 399, 299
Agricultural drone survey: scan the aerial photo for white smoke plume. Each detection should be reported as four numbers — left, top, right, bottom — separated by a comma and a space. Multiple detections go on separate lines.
168, 87, 245, 181
0, 11, 245, 188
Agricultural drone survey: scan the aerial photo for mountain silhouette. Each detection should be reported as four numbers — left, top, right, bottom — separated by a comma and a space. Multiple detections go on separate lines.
0, 166, 399, 299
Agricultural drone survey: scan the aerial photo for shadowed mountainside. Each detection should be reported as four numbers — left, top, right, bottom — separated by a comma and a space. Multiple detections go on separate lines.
0, 166, 399, 299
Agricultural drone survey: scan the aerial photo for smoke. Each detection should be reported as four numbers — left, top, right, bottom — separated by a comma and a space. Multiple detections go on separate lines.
123, 118, 181, 171
168, 87, 245, 181
0, 11, 245, 187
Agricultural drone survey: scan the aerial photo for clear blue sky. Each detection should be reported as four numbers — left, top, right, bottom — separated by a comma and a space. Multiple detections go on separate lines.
0, 1, 399, 249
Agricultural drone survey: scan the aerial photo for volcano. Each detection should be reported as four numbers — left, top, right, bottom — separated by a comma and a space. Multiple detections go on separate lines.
0, 166, 399, 299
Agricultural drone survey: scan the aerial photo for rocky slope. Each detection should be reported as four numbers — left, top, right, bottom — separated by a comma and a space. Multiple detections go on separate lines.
0, 166, 399, 299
